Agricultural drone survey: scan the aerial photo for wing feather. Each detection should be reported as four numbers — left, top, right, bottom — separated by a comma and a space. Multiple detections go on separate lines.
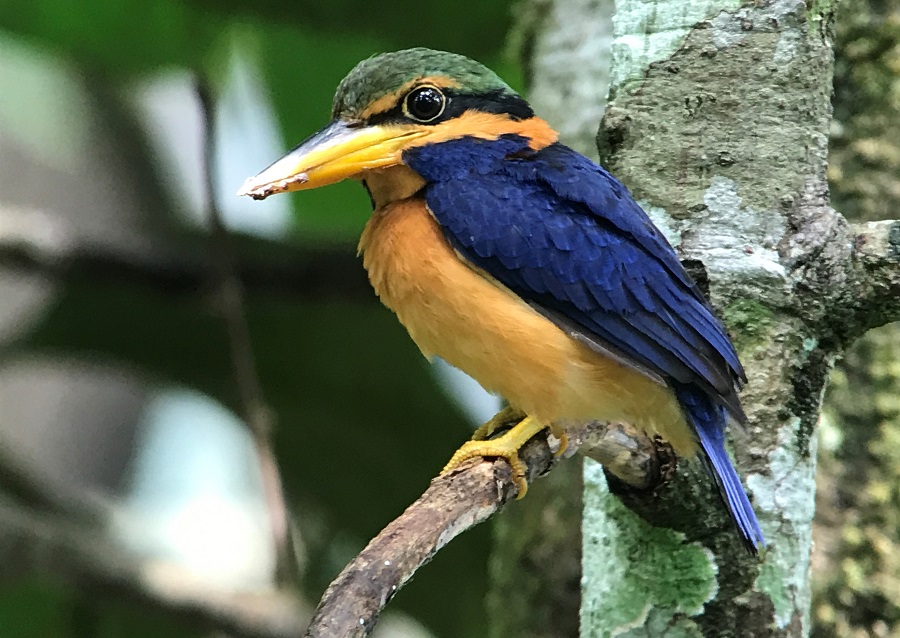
405, 138, 745, 419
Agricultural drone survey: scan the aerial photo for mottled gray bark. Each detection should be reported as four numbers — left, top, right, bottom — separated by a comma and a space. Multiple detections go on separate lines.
582, 1, 837, 636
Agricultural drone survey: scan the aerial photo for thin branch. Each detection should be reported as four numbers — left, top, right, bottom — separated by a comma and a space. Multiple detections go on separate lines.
195, 77, 297, 586
303, 420, 661, 638
196, 79, 271, 438
578, 421, 663, 489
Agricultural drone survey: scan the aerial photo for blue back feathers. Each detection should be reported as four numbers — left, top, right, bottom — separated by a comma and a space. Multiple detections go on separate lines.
404, 135, 764, 553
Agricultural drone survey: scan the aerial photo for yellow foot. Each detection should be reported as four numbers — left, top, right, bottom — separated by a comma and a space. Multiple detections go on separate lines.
471, 405, 526, 441
442, 415, 546, 498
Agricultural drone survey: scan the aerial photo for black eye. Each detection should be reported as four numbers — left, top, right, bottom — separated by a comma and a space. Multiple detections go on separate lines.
403, 86, 446, 122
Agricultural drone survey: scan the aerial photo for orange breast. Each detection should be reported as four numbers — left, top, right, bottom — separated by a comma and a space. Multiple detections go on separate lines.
358, 199, 696, 455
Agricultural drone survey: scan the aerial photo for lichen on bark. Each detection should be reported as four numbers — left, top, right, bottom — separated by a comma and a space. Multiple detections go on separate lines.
583, 0, 841, 636
581, 462, 718, 637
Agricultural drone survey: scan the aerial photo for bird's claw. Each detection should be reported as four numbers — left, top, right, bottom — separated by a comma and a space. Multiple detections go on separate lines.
441, 414, 547, 499
442, 439, 530, 496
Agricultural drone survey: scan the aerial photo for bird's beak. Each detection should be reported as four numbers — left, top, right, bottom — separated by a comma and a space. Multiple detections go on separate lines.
237, 120, 428, 200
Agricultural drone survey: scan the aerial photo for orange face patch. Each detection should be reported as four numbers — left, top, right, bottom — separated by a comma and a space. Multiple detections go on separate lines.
403, 111, 559, 152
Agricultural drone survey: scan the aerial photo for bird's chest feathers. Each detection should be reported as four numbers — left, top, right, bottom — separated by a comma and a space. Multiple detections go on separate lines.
359, 199, 490, 359
357, 199, 579, 417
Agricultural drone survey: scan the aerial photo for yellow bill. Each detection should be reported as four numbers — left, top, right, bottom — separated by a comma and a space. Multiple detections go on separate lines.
237, 120, 427, 200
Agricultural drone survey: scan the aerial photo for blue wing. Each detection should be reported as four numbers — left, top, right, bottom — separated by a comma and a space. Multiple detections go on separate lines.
405, 137, 746, 420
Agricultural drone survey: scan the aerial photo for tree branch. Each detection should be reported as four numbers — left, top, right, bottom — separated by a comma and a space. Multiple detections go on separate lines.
846, 220, 900, 332
303, 419, 664, 638
780, 200, 900, 345
195, 77, 299, 586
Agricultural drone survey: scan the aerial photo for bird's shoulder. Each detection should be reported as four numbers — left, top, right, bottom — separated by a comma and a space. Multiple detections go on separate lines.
406, 138, 694, 289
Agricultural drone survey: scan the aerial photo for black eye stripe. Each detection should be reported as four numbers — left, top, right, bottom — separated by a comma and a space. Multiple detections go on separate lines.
365, 88, 534, 127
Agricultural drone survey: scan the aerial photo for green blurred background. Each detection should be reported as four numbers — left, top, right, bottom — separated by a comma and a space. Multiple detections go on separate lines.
0, 1, 527, 636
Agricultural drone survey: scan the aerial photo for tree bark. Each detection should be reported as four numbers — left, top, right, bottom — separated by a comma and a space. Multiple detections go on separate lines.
569, 1, 851, 636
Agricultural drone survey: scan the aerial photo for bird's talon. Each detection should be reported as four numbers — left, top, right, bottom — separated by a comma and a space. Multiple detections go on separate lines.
550, 427, 569, 457
508, 457, 529, 498
441, 440, 531, 498
441, 415, 545, 498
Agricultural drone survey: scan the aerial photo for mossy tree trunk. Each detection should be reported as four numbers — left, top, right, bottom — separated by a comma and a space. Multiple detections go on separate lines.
579, 2, 838, 635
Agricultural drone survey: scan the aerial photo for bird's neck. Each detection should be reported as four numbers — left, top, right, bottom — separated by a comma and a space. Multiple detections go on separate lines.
362, 165, 427, 210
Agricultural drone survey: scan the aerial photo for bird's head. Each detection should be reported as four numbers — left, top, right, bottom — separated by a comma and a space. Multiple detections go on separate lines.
237, 48, 557, 200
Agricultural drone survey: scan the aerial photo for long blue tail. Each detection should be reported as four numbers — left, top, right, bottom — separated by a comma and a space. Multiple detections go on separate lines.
673, 384, 765, 554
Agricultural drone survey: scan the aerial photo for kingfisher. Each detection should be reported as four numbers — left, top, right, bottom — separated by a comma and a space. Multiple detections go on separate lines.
238, 48, 764, 553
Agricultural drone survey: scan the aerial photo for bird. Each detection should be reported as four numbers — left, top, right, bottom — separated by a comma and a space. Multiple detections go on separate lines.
237, 47, 765, 553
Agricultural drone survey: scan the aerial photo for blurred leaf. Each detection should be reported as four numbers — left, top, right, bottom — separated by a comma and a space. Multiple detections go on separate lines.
0, 581, 68, 638
0, 0, 216, 74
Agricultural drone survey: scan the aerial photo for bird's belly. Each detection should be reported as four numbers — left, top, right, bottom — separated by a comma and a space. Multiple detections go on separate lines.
359, 199, 691, 449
